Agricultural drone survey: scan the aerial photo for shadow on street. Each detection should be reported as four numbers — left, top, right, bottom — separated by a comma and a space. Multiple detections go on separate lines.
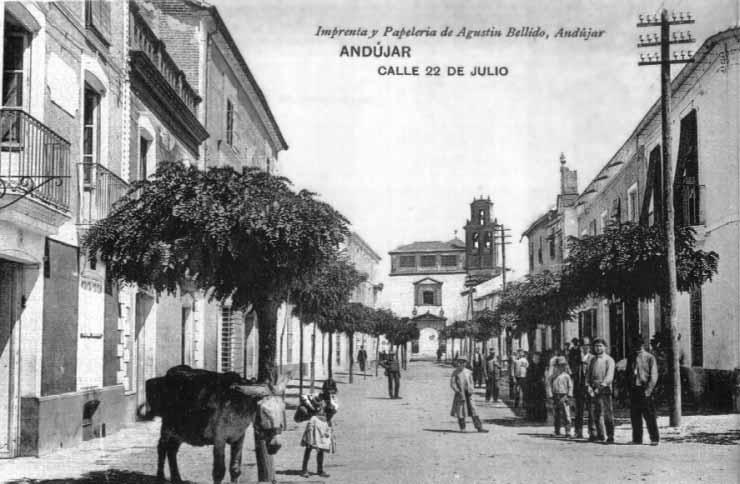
662, 429, 740, 445
5, 469, 196, 484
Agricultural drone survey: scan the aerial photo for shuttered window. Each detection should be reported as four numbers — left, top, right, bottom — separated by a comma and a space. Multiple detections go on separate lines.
420, 255, 436, 267
221, 308, 244, 374
399, 255, 415, 268
441, 255, 457, 267
85, 0, 111, 44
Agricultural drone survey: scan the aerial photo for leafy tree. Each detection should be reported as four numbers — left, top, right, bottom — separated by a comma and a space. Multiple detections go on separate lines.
290, 255, 365, 392
367, 308, 397, 375
563, 222, 719, 302
384, 318, 420, 369
335, 302, 374, 383
83, 161, 350, 383
493, 271, 575, 349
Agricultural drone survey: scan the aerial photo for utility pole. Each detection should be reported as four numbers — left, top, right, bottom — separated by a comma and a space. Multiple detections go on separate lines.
497, 224, 512, 290
638, 9, 695, 427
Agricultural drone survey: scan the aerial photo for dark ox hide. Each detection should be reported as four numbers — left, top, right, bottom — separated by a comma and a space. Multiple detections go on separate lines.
143, 366, 286, 484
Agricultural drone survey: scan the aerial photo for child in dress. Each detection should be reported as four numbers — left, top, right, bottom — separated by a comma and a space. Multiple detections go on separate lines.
550, 356, 574, 437
296, 382, 337, 478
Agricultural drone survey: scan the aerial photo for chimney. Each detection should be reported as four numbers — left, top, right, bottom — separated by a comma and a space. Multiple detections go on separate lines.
560, 153, 578, 195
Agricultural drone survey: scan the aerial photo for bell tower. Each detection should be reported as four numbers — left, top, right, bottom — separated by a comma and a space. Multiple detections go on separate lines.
464, 196, 499, 285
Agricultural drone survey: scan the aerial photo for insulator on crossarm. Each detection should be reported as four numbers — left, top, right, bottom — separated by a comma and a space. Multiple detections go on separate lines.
679, 12, 685, 21
687, 31, 693, 41
639, 14, 645, 23
673, 52, 678, 59
687, 12, 693, 21
671, 11, 677, 21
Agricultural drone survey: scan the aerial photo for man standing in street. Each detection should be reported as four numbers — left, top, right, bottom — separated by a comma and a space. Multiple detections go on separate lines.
573, 337, 595, 439
357, 346, 367, 373
380, 352, 401, 399
587, 338, 615, 443
514, 350, 529, 408
450, 357, 488, 432
472, 350, 485, 388
484, 348, 501, 402
626, 335, 660, 445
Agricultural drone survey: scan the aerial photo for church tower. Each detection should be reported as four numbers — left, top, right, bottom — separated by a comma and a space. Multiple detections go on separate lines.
464, 196, 499, 285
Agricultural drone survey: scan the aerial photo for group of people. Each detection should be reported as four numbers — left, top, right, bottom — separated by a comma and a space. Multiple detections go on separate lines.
507, 335, 660, 445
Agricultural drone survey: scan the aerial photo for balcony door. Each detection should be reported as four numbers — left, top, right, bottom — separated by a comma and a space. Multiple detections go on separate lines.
2, 17, 30, 144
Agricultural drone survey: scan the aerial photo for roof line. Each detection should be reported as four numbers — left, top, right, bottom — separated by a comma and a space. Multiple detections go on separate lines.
187, 0, 288, 151
576, 27, 738, 202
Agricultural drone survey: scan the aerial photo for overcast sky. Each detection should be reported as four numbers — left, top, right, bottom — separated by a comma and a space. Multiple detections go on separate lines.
210, 0, 737, 286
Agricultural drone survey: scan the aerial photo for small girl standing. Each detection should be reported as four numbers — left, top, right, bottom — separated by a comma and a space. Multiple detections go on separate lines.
296, 384, 337, 478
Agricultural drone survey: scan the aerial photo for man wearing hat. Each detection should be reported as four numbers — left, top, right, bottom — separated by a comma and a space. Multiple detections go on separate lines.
450, 356, 488, 432
626, 335, 660, 445
587, 338, 616, 443
550, 356, 574, 437
380, 351, 401, 399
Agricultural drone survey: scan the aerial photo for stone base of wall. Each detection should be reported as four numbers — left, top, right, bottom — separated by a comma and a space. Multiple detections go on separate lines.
20, 385, 132, 456
682, 366, 740, 412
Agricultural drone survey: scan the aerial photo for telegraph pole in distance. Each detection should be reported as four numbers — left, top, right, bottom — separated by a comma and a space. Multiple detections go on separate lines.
497, 223, 512, 290
637, 9, 694, 427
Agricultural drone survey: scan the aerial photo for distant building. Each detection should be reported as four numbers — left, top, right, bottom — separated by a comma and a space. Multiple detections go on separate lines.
384, 197, 505, 358
521, 154, 579, 351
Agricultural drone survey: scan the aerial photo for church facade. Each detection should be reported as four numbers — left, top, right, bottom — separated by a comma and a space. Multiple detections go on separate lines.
383, 197, 503, 358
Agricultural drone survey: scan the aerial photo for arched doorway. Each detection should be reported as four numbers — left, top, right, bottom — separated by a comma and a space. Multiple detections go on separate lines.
410, 312, 446, 359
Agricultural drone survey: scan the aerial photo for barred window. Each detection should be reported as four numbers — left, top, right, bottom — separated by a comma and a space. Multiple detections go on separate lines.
420, 255, 436, 267
441, 254, 457, 267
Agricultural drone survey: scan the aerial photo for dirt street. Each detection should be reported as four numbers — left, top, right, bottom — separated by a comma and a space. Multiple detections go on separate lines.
1, 360, 738, 483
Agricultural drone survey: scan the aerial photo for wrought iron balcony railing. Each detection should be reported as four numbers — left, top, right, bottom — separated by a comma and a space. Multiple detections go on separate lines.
0, 108, 71, 211
78, 162, 129, 225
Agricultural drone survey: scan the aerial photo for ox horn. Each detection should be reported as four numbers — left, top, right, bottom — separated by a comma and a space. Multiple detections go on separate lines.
230, 384, 272, 398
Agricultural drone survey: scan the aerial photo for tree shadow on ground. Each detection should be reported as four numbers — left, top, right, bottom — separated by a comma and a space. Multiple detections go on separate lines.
482, 417, 551, 427
662, 429, 740, 445
5, 469, 196, 484
518, 433, 634, 445
422, 428, 463, 434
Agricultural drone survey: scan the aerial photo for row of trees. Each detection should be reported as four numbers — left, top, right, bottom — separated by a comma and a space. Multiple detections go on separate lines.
482, 221, 718, 424
489, 223, 718, 346
83, 162, 419, 482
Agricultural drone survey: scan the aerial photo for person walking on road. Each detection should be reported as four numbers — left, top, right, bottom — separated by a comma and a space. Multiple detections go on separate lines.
450, 357, 488, 433
380, 351, 401, 399
550, 356, 574, 437
572, 337, 595, 439
484, 348, 501, 402
357, 346, 368, 373
587, 338, 616, 444
626, 335, 660, 445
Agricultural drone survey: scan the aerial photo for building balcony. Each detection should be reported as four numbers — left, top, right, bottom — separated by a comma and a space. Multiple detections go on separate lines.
0, 108, 71, 213
129, 2, 200, 114
77, 163, 129, 225
128, 2, 208, 157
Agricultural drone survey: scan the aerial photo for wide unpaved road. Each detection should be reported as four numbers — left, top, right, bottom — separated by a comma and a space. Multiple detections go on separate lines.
2, 360, 738, 483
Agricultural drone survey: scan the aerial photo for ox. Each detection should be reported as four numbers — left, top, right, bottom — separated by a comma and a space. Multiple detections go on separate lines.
142, 365, 286, 484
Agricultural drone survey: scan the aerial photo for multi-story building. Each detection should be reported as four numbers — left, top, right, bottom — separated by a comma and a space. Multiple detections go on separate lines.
384, 197, 505, 358
0, 0, 287, 457
573, 27, 740, 407
142, 0, 288, 379
0, 0, 137, 456
521, 154, 579, 351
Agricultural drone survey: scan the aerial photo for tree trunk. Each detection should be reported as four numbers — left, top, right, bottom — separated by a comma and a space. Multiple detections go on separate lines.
348, 332, 354, 383
255, 297, 280, 383
375, 335, 380, 376
309, 323, 317, 393
327, 332, 334, 379
299, 316, 304, 395
253, 297, 280, 483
